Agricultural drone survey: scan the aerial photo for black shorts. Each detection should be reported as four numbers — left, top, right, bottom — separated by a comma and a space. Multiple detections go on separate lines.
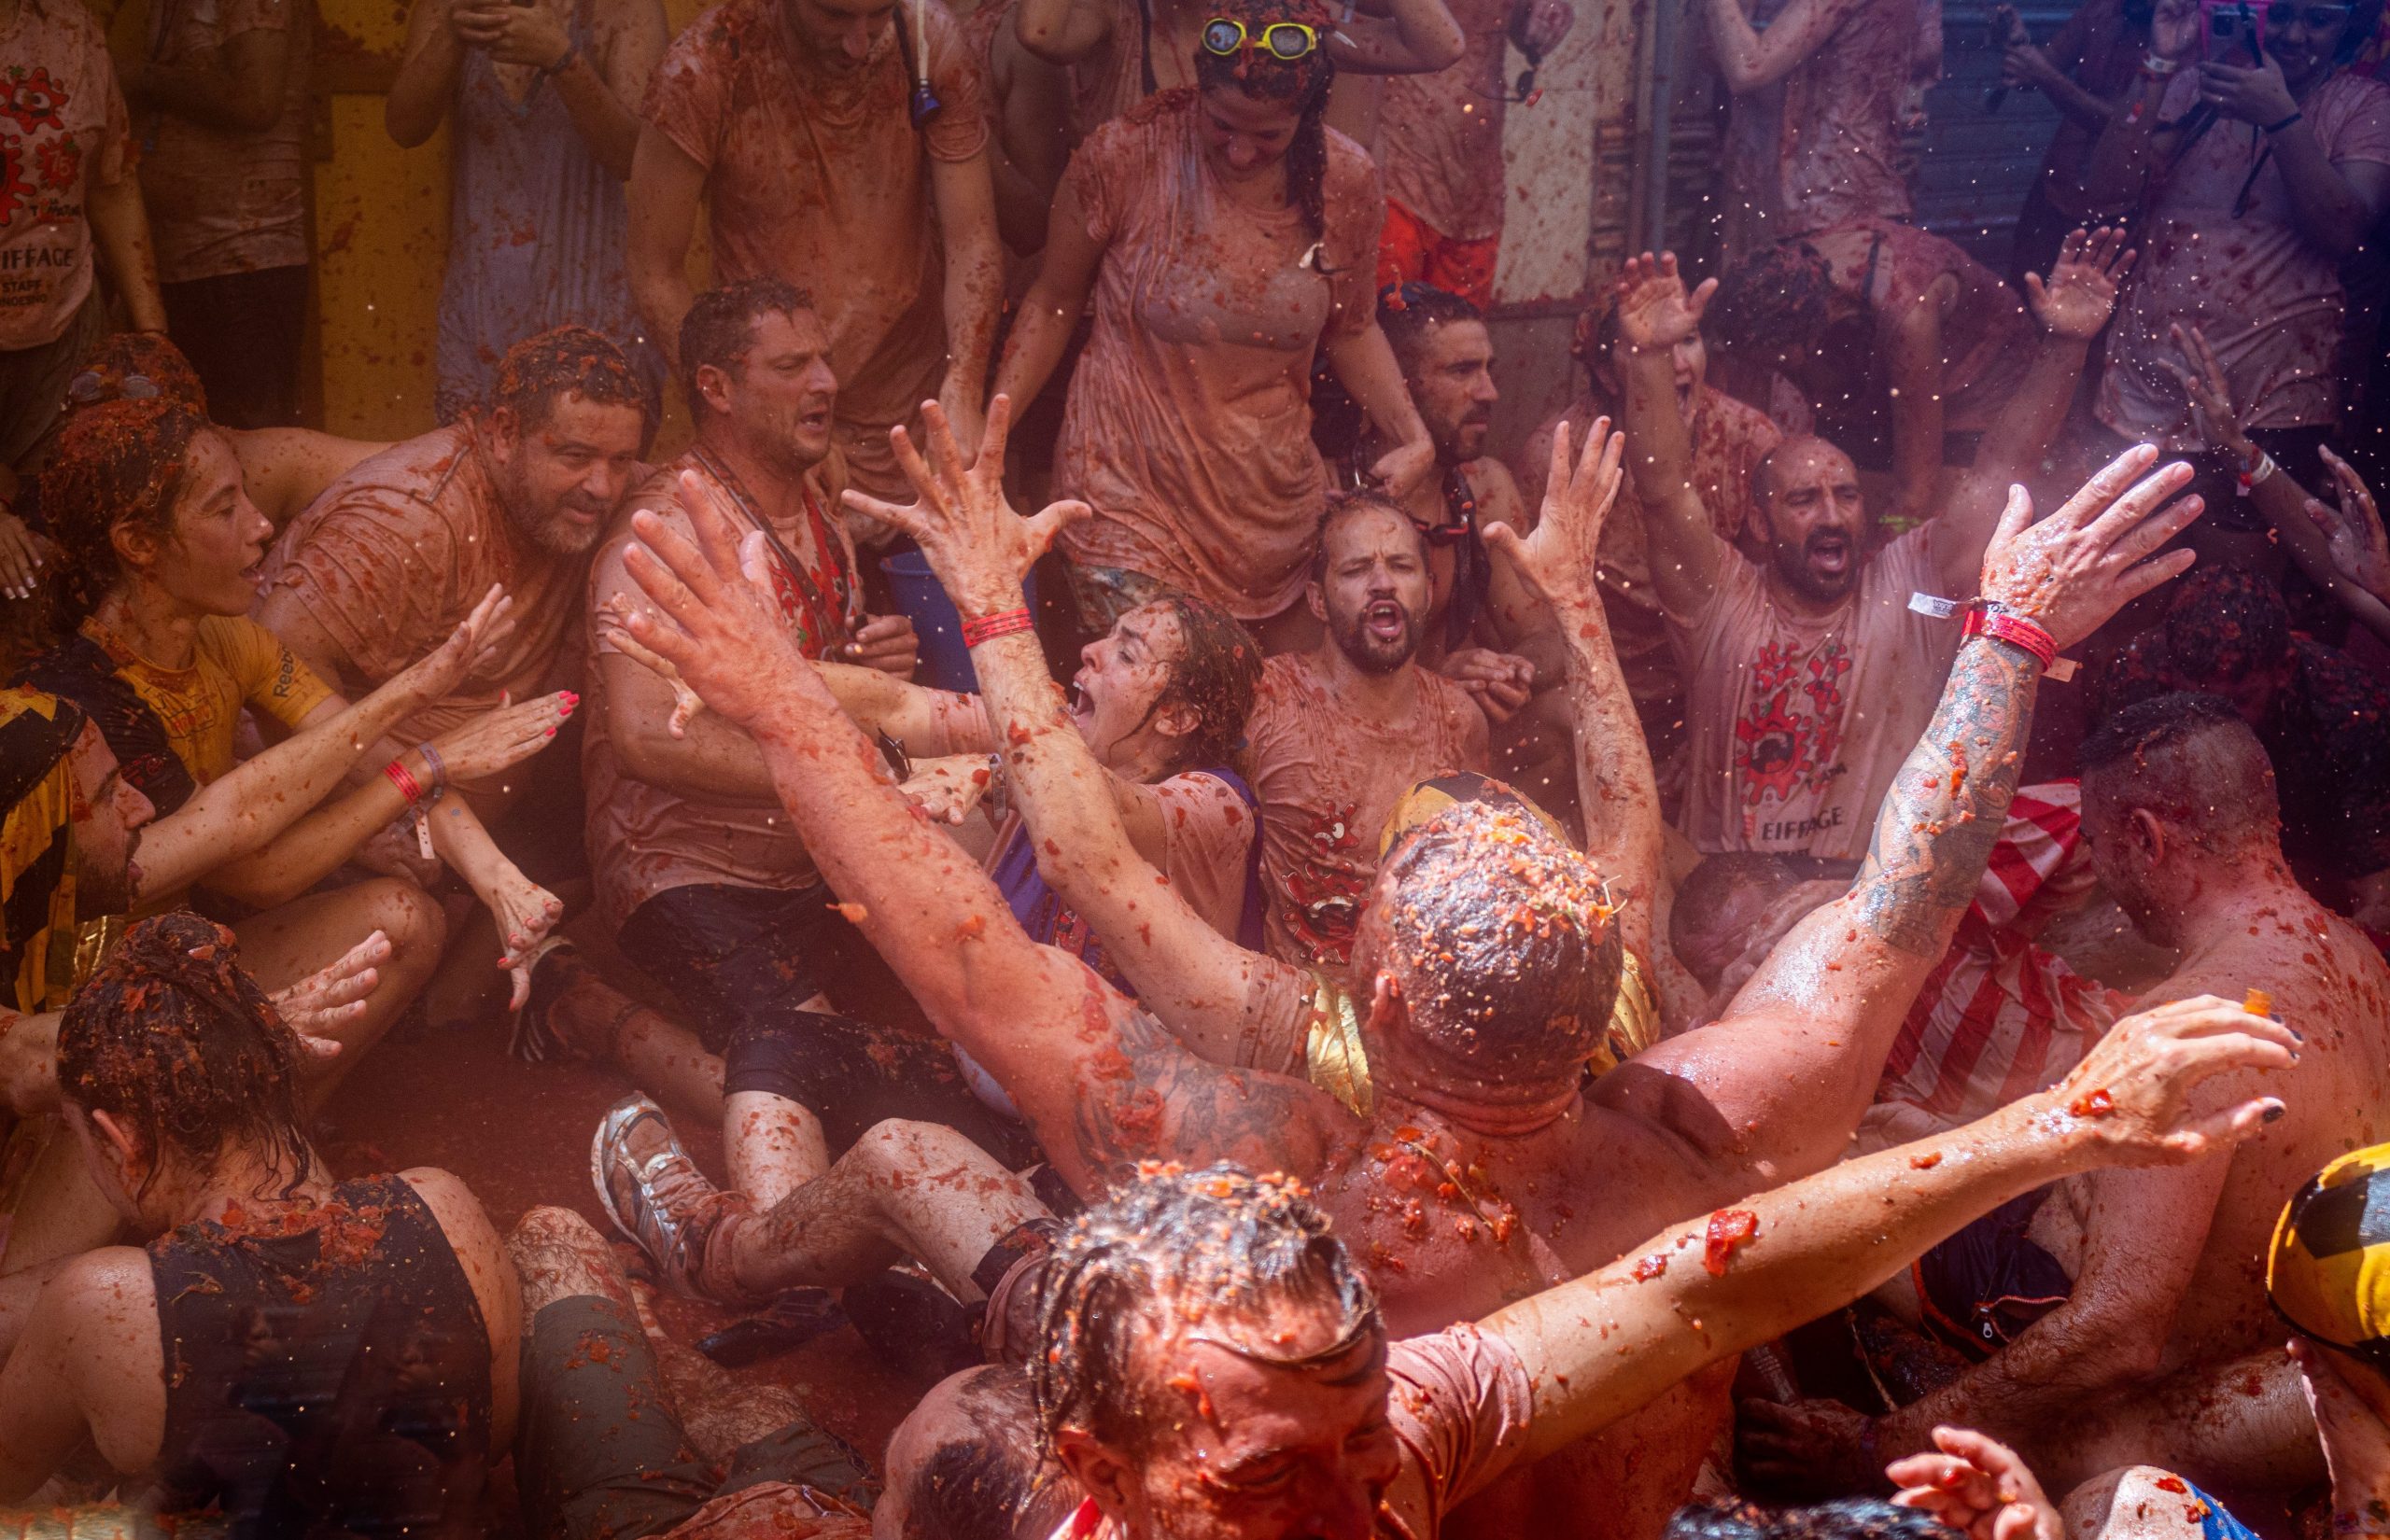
1910, 1189, 2073, 1360
620, 881, 893, 1051
626, 882, 1039, 1166
515, 1294, 875, 1540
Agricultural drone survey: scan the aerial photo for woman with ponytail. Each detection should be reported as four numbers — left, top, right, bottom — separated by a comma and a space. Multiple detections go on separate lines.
993, 0, 1435, 646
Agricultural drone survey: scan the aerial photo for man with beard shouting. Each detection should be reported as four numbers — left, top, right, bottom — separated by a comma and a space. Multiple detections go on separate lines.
1244, 494, 1491, 970
606, 386, 2204, 1540
1614, 231, 2133, 858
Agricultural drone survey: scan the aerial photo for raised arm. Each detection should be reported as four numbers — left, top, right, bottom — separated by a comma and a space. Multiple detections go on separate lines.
1611, 252, 1729, 617
1482, 416, 1664, 982
1604, 447, 2205, 1196
1930, 227, 2136, 592
843, 398, 1301, 1070
2078, 0, 2197, 217
617, 469, 1343, 1195
386, 0, 466, 146
2164, 323, 2390, 646
1485, 997, 2293, 1468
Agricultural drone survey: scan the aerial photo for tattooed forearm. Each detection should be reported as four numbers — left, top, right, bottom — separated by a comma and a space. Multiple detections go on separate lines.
1070, 998, 1326, 1187
1853, 637, 2040, 955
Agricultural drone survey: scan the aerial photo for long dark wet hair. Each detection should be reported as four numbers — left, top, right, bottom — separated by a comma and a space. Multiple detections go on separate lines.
1139, 594, 1263, 770
1190, 0, 1338, 247
58, 913, 316, 1200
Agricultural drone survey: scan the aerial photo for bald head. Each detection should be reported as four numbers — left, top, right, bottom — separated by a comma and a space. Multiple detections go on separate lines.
1752, 437, 1867, 605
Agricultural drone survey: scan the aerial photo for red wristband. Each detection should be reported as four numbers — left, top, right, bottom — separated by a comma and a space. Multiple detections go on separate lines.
960, 608, 1034, 648
385, 758, 423, 805
1962, 606, 2057, 671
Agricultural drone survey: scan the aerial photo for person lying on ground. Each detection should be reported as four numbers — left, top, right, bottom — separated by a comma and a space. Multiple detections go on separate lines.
614, 402, 2205, 1538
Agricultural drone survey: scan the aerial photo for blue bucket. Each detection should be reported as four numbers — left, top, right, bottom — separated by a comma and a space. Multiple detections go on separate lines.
880, 549, 1036, 692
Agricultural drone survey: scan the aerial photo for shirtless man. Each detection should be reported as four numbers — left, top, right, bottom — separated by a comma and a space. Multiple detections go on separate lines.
1747, 691, 2390, 1513
612, 392, 2205, 1539
0, 913, 521, 1532
625, 0, 1003, 492
1243, 497, 1492, 971
256, 327, 648, 1003
867, 1001, 2288, 1540
1616, 233, 2131, 858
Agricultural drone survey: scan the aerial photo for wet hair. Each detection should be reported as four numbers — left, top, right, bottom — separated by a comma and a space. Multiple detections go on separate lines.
677, 277, 819, 421
1668, 1497, 1962, 1540
901, 1367, 1046, 1540
1379, 282, 1484, 378
2161, 567, 2293, 687
1144, 595, 1262, 769
490, 325, 649, 436
1709, 242, 1835, 361
39, 397, 213, 623
1309, 489, 1423, 582
1191, 0, 1336, 245
1030, 1162, 1378, 1457
2079, 691, 2280, 856
56, 912, 314, 1198
1377, 799, 1624, 1081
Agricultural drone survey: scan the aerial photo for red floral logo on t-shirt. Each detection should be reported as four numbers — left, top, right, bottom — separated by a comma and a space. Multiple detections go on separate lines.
1, 67, 69, 134
34, 134, 78, 190
1733, 637, 1850, 807
0, 136, 34, 223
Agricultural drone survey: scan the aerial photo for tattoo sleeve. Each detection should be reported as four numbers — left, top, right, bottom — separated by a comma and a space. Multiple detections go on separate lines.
1852, 637, 2040, 955
1068, 990, 1334, 1188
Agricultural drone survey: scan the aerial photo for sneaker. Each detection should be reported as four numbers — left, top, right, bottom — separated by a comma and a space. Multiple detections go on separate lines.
590, 1094, 738, 1297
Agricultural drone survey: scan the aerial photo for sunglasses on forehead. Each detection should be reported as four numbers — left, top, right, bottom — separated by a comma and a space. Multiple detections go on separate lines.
1202, 16, 1322, 59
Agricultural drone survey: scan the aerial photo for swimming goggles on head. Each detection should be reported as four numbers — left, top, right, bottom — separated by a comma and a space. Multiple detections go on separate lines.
63, 371, 160, 410
1201, 16, 1321, 59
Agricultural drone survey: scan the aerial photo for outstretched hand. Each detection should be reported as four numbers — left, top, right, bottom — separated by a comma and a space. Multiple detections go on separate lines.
1612, 252, 1715, 355
269, 929, 391, 1072
2024, 226, 2136, 341
1976, 443, 2202, 649
2309, 446, 2390, 604
2159, 323, 2252, 458
1483, 413, 1626, 616
840, 395, 1089, 622
2036, 994, 2296, 1167
1888, 1427, 2064, 1540
400, 583, 517, 705
620, 473, 812, 731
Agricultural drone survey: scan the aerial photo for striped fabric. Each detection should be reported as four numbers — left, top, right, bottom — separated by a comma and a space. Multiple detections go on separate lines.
1859, 783, 2130, 1151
